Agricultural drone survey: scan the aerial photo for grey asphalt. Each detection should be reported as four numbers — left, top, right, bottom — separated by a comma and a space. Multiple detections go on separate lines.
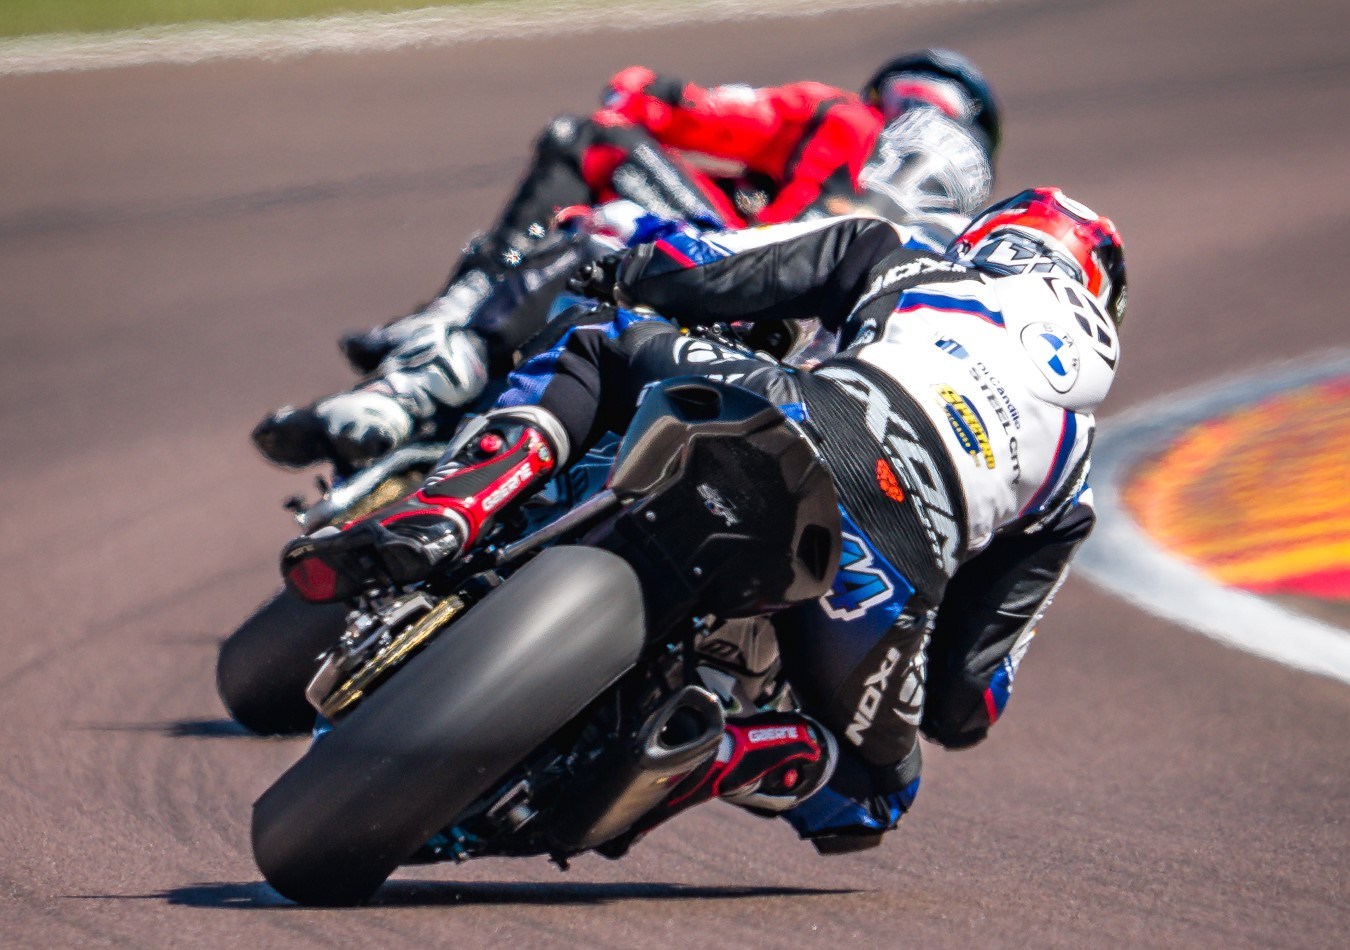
1, 0, 1346, 945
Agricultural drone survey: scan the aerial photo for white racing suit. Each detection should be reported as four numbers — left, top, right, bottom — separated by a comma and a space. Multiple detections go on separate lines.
487, 213, 1118, 842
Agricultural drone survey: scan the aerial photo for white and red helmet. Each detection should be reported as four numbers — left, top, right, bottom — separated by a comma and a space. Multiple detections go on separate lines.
950, 187, 1127, 327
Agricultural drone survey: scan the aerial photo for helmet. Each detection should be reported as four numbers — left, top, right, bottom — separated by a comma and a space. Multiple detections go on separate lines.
949, 187, 1127, 327
861, 49, 1001, 156
856, 108, 994, 228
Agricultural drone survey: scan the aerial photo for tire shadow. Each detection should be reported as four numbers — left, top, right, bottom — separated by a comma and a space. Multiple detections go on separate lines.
75, 879, 857, 909
68, 717, 262, 739
372, 880, 859, 907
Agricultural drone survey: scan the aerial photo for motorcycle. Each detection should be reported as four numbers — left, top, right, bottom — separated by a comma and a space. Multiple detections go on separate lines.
216, 304, 820, 736
250, 376, 842, 905
216, 444, 447, 735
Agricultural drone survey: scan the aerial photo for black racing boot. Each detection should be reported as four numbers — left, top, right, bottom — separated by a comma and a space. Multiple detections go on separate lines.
281, 413, 558, 602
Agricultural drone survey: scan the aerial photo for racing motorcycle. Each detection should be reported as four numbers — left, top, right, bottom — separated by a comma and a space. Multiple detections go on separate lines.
216, 307, 817, 737
215, 443, 446, 735
250, 377, 841, 905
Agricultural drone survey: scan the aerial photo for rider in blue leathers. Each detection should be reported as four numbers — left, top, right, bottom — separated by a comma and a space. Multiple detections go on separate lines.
280, 188, 1126, 854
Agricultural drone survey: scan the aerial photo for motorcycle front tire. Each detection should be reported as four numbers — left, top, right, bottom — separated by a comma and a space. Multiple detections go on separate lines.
216, 589, 347, 735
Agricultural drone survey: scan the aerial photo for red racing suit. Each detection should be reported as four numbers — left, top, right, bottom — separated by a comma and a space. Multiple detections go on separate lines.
588, 66, 886, 226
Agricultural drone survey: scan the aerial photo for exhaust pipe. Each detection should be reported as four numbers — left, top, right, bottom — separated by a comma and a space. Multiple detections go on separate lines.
550, 685, 725, 851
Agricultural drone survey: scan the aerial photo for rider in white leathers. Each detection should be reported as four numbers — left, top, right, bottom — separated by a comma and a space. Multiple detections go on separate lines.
281, 188, 1126, 853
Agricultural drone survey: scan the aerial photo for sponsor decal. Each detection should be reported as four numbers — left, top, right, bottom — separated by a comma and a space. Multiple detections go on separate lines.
481, 461, 534, 513
936, 385, 996, 469
1020, 322, 1081, 393
820, 532, 897, 621
968, 362, 1021, 429
845, 645, 901, 746
875, 458, 906, 502
747, 725, 801, 743
935, 337, 969, 359
967, 363, 1021, 482
865, 256, 968, 299
696, 483, 739, 526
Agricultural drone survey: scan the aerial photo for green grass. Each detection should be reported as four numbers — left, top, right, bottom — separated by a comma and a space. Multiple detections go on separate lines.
0, 1, 519, 39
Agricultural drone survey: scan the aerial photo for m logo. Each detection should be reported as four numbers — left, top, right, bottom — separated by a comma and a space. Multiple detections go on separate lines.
820, 532, 896, 621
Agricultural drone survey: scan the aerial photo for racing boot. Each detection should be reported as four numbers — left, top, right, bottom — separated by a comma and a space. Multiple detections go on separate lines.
252, 391, 412, 471
253, 324, 489, 470
599, 711, 837, 857
281, 410, 561, 602
339, 268, 494, 374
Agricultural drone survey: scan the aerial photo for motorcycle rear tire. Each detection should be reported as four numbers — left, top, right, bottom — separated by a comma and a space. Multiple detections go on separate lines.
216, 589, 347, 735
250, 545, 646, 906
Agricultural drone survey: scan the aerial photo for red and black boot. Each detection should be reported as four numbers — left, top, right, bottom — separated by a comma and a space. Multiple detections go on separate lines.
600, 710, 838, 856
282, 412, 558, 603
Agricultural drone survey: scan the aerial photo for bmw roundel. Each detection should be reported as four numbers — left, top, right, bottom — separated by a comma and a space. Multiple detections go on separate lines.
1020, 322, 1080, 393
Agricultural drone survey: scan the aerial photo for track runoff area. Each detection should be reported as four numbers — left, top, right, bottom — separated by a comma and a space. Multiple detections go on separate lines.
1080, 349, 1350, 686
0, 0, 1002, 75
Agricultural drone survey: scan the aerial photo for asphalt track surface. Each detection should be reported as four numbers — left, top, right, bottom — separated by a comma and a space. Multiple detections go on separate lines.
1, 0, 1347, 944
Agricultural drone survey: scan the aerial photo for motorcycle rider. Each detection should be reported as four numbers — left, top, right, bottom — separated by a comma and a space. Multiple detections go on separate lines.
253, 49, 1000, 471
279, 187, 1126, 853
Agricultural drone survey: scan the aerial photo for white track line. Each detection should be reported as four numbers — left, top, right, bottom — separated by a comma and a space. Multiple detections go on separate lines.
0, 0, 997, 76
1078, 349, 1350, 685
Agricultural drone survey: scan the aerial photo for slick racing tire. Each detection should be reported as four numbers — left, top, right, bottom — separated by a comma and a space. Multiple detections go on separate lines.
216, 589, 347, 735
251, 545, 646, 906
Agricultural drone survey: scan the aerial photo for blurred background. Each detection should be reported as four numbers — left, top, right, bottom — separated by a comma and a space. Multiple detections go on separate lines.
1, 0, 1346, 944
1, 1, 493, 36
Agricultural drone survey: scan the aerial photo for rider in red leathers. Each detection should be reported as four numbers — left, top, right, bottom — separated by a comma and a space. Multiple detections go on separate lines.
253, 50, 1001, 471
590, 54, 998, 226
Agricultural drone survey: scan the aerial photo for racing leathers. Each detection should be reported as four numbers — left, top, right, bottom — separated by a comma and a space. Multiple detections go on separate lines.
282, 212, 1118, 852
254, 65, 995, 470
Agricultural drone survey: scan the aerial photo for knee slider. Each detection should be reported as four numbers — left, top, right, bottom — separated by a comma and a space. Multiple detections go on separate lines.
922, 719, 990, 750
920, 687, 994, 749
